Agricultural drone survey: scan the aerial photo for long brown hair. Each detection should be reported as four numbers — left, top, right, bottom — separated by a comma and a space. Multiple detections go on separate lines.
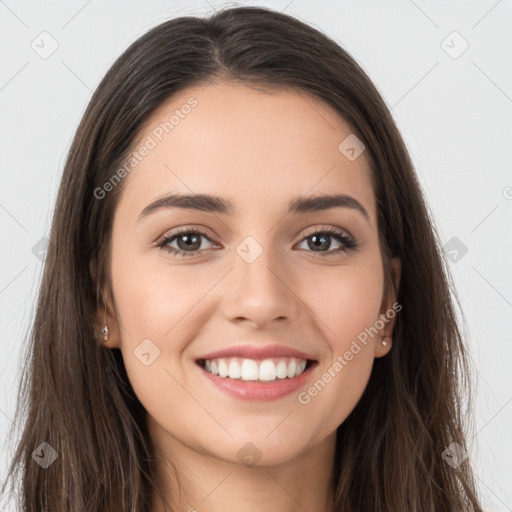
2, 6, 484, 511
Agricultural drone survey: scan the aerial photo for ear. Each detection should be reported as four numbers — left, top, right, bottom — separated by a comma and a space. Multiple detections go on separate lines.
375, 257, 401, 357
90, 259, 121, 349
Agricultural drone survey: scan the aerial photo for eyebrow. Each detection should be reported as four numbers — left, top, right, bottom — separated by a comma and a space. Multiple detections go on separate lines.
138, 192, 370, 222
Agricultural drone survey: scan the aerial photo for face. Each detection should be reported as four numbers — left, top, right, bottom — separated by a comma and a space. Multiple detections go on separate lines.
98, 81, 400, 466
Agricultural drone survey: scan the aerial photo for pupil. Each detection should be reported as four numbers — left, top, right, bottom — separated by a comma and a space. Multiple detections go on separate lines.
178, 234, 200, 251
310, 234, 330, 251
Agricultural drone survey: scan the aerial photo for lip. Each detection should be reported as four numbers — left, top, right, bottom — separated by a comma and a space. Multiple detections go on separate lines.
198, 360, 318, 401
196, 344, 316, 362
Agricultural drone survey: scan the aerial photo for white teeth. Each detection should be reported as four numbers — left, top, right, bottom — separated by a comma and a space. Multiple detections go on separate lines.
218, 359, 228, 378
259, 359, 276, 381
241, 359, 259, 380
287, 359, 297, 378
201, 357, 310, 381
228, 360, 241, 379
297, 360, 306, 376
276, 360, 288, 379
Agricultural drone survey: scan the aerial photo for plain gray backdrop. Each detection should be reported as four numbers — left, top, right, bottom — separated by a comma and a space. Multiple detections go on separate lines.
1, 0, 511, 510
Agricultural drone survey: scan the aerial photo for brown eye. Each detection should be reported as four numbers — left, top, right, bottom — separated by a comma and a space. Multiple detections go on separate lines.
157, 229, 217, 257
296, 227, 357, 257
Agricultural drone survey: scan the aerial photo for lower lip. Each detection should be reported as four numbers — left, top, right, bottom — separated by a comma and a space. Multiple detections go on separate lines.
198, 362, 317, 401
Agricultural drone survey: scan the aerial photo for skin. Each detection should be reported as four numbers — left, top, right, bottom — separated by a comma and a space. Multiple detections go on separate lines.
97, 81, 401, 512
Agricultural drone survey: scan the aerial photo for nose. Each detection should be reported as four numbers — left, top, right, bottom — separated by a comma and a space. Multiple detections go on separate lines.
220, 242, 301, 329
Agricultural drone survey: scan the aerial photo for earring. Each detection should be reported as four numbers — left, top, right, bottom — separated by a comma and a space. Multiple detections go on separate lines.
95, 299, 109, 343
381, 335, 389, 347
95, 325, 109, 342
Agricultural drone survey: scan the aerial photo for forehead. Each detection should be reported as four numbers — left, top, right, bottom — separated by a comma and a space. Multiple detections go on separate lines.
118, 81, 376, 223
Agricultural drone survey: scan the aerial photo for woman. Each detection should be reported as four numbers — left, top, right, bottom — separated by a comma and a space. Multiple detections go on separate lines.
2, 6, 484, 511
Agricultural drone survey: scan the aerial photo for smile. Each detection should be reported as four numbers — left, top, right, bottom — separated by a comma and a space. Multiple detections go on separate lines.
196, 357, 318, 401
198, 356, 311, 381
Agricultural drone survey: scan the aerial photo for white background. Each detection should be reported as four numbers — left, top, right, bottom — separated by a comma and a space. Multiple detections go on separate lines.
1, 1, 511, 510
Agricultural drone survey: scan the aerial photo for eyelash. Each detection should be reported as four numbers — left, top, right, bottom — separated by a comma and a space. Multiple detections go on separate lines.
155, 226, 357, 258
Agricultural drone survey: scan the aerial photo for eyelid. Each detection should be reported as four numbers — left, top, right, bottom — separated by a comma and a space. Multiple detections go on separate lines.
300, 224, 354, 241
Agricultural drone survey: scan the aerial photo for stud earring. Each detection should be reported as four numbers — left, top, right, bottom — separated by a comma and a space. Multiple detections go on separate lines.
381, 335, 389, 347
95, 299, 109, 344
95, 325, 109, 342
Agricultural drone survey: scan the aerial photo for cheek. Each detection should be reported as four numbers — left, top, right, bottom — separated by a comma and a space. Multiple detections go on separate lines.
111, 247, 210, 343
298, 258, 384, 347
292, 261, 383, 431
109, 250, 207, 421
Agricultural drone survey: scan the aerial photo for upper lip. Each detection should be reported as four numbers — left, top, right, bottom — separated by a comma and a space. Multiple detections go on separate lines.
197, 344, 317, 362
